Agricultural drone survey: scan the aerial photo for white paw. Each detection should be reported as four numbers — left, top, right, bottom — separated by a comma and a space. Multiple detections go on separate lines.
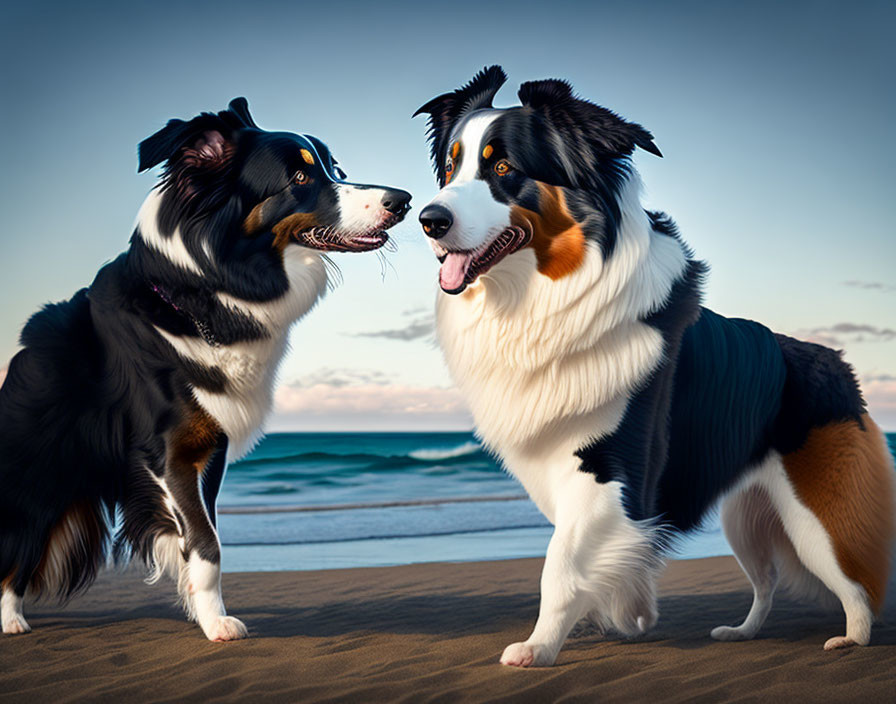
710, 625, 752, 642
203, 615, 248, 642
637, 611, 657, 633
2, 614, 32, 635
500, 642, 554, 668
823, 635, 859, 651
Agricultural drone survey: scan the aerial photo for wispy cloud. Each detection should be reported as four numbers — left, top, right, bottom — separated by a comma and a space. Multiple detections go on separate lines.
270, 367, 470, 431
293, 367, 392, 388
796, 323, 896, 347
843, 280, 896, 293
861, 372, 896, 431
350, 312, 435, 342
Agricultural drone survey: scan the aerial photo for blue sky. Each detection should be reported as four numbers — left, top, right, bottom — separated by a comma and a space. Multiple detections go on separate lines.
1, 0, 894, 429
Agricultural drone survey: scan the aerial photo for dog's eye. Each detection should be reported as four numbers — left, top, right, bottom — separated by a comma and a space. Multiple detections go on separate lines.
494, 160, 512, 176
445, 157, 455, 182
294, 171, 312, 185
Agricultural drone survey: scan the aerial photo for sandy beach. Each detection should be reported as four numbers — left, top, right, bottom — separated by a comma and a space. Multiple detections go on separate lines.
1, 556, 895, 702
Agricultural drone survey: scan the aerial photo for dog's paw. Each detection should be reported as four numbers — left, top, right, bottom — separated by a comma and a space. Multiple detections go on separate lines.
499, 642, 554, 668
710, 625, 752, 642
823, 635, 859, 651
2, 614, 32, 635
204, 616, 248, 642
636, 611, 657, 633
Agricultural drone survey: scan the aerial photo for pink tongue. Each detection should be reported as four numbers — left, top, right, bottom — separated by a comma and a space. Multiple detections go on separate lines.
439, 252, 473, 291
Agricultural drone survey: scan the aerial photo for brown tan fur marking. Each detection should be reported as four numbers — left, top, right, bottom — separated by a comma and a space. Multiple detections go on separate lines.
511, 183, 586, 280
170, 402, 223, 473
242, 198, 270, 235
782, 414, 895, 611
271, 212, 319, 251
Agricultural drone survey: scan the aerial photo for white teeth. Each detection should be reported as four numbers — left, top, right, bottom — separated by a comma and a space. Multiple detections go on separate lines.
430, 236, 496, 260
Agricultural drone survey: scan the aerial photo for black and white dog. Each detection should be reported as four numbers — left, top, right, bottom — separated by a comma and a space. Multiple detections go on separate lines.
415, 67, 894, 666
0, 98, 410, 640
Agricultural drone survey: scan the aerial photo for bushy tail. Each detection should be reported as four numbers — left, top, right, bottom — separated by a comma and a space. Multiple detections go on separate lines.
2, 501, 111, 601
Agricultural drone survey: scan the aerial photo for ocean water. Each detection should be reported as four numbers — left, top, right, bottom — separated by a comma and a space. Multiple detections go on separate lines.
218, 432, 896, 572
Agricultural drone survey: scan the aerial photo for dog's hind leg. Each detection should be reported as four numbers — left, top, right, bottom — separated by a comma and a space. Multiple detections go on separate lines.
1, 582, 30, 634
500, 470, 662, 667
711, 484, 779, 641
760, 419, 895, 650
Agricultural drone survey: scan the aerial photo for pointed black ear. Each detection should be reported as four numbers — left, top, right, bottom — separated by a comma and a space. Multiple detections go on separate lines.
228, 97, 259, 128
413, 65, 508, 179
518, 78, 576, 109
519, 78, 662, 159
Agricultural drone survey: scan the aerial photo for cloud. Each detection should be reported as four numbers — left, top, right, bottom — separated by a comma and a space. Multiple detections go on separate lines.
843, 280, 896, 293
797, 323, 896, 347
351, 313, 435, 342
861, 372, 896, 431
293, 367, 392, 388
269, 367, 471, 431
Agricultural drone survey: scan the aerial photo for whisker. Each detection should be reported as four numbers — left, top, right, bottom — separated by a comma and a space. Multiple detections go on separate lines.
321, 253, 343, 289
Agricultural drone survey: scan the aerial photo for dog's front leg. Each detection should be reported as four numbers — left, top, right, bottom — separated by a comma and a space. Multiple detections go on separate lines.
500, 471, 661, 667
165, 463, 247, 642
500, 516, 590, 667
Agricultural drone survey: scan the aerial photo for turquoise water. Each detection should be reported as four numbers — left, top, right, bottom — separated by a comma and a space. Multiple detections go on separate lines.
218, 432, 896, 572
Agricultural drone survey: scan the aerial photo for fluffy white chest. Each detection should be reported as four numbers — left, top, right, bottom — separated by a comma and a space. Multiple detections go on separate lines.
435, 186, 687, 521
156, 247, 328, 460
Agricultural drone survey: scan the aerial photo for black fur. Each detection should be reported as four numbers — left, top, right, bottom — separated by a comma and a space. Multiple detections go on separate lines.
418, 69, 872, 546
0, 98, 409, 625
577, 220, 868, 536
414, 65, 508, 185
415, 65, 664, 258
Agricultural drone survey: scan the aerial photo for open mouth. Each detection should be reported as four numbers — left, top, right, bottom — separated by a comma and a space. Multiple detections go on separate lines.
431, 226, 531, 294
293, 210, 407, 253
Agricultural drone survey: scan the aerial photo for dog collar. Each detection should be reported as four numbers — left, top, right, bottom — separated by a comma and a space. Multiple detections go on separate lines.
150, 283, 221, 348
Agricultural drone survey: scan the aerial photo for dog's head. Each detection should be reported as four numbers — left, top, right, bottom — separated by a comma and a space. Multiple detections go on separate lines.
137, 98, 411, 295
414, 66, 661, 294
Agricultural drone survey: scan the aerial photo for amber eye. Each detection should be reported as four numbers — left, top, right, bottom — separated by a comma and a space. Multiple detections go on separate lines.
494, 159, 512, 176
444, 157, 455, 182
294, 171, 311, 185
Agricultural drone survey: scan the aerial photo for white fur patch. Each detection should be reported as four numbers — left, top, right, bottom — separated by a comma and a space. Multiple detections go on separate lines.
156, 247, 328, 460
335, 184, 391, 232
186, 552, 247, 641
730, 454, 874, 646
436, 174, 686, 457
1, 588, 30, 635
425, 111, 509, 252
452, 112, 500, 183
436, 171, 688, 666
428, 181, 511, 252
501, 461, 664, 666
135, 190, 204, 275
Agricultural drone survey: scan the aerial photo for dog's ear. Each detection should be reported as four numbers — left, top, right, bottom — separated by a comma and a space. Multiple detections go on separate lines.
227, 97, 259, 128
413, 65, 507, 180
518, 79, 662, 159
138, 106, 245, 173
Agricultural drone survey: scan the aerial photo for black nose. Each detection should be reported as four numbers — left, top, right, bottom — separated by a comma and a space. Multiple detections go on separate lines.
381, 189, 412, 215
419, 204, 453, 239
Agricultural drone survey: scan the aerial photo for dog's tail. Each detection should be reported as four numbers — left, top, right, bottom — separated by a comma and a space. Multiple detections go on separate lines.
773, 334, 896, 613
1, 500, 111, 601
